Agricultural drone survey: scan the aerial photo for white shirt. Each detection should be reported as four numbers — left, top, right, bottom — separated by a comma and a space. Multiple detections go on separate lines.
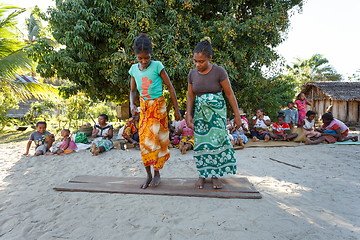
252, 115, 271, 128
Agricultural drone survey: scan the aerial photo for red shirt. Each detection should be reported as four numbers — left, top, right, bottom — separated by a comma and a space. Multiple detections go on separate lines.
272, 122, 290, 134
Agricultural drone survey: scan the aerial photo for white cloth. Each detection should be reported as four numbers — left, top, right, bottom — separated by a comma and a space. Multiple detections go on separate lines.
252, 115, 271, 128
116, 125, 125, 140
74, 143, 91, 152
303, 119, 315, 130
172, 120, 183, 130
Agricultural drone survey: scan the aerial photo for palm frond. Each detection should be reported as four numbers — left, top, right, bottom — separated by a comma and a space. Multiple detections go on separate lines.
0, 49, 36, 79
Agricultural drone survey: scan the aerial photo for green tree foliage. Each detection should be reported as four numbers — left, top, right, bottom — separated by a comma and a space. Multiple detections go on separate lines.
286, 53, 343, 87
31, 0, 303, 115
348, 69, 360, 82
0, 4, 58, 101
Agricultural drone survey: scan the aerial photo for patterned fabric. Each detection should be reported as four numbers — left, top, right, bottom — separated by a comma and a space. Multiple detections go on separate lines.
122, 117, 139, 139
322, 123, 349, 143
91, 138, 114, 152
139, 95, 170, 170
61, 137, 77, 150
305, 130, 321, 138
193, 92, 237, 178
272, 122, 290, 134
295, 100, 307, 126
181, 135, 194, 147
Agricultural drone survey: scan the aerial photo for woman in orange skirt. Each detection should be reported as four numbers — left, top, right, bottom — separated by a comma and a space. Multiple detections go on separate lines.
129, 34, 180, 189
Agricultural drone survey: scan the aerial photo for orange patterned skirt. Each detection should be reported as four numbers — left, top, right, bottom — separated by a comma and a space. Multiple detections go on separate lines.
139, 95, 170, 170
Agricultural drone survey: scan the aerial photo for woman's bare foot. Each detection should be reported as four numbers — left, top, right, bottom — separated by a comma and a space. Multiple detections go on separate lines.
181, 144, 188, 154
179, 141, 184, 152
91, 143, 96, 154
211, 178, 223, 189
140, 176, 152, 189
352, 136, 359, 142
252, 136, 259, 142
264, 135, 270, 142
94, 147, 100, 156
305, 138, 311, 145
149, 171, 161, 187
239, 138, 245, 147
195, 177, 205, 189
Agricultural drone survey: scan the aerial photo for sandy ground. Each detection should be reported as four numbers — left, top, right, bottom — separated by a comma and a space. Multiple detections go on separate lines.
1, 137, 360, 240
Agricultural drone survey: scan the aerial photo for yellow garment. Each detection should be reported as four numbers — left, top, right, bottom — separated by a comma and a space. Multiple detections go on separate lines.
139, 95, 170, 170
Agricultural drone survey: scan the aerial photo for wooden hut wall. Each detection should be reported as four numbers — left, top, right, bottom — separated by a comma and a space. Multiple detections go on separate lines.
332, 100, 339, 119
338, 101, 347, 122
348, 101, 359, 122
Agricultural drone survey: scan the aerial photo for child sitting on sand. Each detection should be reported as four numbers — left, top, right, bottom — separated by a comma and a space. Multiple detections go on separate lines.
300, 110, 321, 139
179, 111, 194, 154
250, 108, 271, 142
306, 112, 358, 145
24, 121, 54, 156
281, 102, 298, 129
47, 129, 77, 155
270, 113, 298, 141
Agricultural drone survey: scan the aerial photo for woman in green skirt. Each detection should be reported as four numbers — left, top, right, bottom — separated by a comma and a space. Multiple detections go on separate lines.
186, 37, 242, 189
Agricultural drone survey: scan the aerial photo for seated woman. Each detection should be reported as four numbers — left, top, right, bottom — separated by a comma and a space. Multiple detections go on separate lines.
90, 114, 114, 155
179, 111, 194, 154
122, 109, 140, 147
250, 108, 271, 142
270, 113, 298, 141
306, 112, 358, 145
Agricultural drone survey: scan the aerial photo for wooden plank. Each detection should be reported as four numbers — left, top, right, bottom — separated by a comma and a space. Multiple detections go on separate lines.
348, 101, 358, 122
317, 100, 324, 117
53, 176, 262, 199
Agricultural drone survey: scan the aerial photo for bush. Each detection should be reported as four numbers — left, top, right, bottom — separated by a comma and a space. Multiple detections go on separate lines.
89, 103, 116, 122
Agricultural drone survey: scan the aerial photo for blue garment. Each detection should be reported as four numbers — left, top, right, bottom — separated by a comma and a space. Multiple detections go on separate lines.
324, 130, 337, 135
128, 61, 165, 100
232, 131, 248, 144
281, 109, 298, 125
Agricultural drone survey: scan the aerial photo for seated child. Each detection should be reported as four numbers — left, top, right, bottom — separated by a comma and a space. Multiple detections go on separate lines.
47, 129, 77, 155
306, 112, 358, 145
281, 102, 298, 129
270, 113, 298, 141
230, 110, 249, 148
24, 121, 54, 156
170, 110, 185, 148
250, 108, 271, 142
179, 111, 194, 154
301, 110, 321, 139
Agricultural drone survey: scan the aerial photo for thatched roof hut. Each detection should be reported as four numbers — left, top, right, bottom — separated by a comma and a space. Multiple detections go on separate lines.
302, 82, 360, 123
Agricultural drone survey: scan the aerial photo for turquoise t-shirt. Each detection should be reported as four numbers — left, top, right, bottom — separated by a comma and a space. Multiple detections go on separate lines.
129, 61, 165, 101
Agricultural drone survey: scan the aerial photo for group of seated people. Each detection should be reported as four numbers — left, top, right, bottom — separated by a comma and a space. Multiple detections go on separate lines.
25, 96, 358, 157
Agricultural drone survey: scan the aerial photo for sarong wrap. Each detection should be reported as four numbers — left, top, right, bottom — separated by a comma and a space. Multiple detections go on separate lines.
194, 92, 237, 178
139, 95, 170, 170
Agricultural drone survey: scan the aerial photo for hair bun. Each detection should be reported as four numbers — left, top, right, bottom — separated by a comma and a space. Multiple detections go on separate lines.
138, 33, 147, 38
200, 36, 211, 44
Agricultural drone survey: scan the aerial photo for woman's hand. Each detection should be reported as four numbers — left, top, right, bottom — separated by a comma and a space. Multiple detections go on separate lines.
130, 105, 138, 116
174, 110, 180, 121
233, 115, 242, 130
103, 133, 108, 139
186, 115, 194, 130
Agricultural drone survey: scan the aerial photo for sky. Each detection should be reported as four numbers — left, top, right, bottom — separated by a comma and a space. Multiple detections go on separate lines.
8, 0, 360, 79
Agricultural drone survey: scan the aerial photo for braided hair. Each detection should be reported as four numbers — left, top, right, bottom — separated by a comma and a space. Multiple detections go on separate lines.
133, 33, 152, 55
194, 36, 212, 58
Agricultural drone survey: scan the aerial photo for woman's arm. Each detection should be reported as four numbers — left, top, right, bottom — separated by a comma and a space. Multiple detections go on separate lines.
186, 83, 195, 129
300, 119, 305, 128
130, 76, 138, 115
160, 69, 180, 121
220, 79, 241, 128
107, 128, 113, 140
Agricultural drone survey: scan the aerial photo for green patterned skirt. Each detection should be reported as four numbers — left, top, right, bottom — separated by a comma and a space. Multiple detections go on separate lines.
194, 92, 237, 178
90, 137, 114, 152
